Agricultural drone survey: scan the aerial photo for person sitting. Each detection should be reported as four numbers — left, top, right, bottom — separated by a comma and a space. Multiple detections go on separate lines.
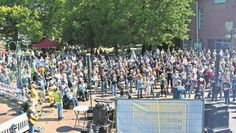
64, 87, 79, 108
48, 85, 55, 111
195, 84, 204, 99
173, 80, 185, 100
77, 79, 89, 101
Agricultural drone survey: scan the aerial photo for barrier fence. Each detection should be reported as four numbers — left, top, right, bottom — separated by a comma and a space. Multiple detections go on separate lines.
0, 113, 29, 133
0, 83, 21, 100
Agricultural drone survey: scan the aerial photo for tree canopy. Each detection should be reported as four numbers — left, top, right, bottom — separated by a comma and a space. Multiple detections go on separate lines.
0, 0, 195, 48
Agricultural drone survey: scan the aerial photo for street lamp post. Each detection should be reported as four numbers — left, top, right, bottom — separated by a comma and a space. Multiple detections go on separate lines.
86, 53, 93, 107
226, 29, 236, 49
8, 40, 16, 51
225, 21, 236, 50
16, 42, 21, 82
7, 40, 22, 88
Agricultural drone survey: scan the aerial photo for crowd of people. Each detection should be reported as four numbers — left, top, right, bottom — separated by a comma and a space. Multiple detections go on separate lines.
1, 47, 236, 101
1, 46, 236, 132
1, 47, 236, 100
1, 47, 236, 118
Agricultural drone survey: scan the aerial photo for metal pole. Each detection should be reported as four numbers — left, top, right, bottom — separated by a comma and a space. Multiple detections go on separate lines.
213, 50, 220, 101
16, 42, 22, 88
86, 53, 93, 107
196, 0, 199, 50
232, 32, 234, 50
15, 41, 23, 100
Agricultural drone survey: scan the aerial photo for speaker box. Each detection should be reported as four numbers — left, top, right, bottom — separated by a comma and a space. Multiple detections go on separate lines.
208, 112, 229, 129
207, 128, 231, 133
93, 108, 109, 125
204, 102, 218, 128
87, 107, 93, 120
210, 104, 228, 113
205, 102, 218, 109
204, 108, 212, 128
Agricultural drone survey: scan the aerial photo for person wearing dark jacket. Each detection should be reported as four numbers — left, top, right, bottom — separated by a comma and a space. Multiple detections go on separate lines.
223, 77, 231, 105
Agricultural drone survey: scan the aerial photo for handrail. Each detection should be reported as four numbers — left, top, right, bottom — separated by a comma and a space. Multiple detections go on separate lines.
0, 83, 22, 101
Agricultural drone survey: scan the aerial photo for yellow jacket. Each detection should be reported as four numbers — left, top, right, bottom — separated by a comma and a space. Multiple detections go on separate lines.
31, 88, 38, 100
48, 90, 54, 103
53, 90, 62, 104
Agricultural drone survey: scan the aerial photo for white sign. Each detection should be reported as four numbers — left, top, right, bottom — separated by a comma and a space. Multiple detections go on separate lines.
116, 100, 204, 133
0, 113, 29, 133
0, 83, 21, 99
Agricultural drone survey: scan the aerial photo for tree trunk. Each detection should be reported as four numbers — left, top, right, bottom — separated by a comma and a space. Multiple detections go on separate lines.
142, 44, 148, 55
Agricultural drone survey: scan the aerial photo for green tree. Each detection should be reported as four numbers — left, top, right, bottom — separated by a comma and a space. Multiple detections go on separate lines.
62, 0, 194, 48
0, 0, 194, 48
24, 0, 67, 42
0, 5, 42, 45
0, 0, 67, 44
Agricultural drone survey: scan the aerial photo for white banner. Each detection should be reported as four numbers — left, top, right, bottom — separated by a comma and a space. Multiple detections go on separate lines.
0, 83, 21, 98
116, 100, 204, 133
0, 113, 29, 133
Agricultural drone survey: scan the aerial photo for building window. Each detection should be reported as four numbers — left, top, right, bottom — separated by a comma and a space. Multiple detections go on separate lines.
214, 0, 226, 4
215, 39, 231, 51
198, 9, 203, 30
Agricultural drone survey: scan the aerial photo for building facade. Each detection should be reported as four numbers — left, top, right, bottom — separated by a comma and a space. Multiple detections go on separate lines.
186, 0, 236, 51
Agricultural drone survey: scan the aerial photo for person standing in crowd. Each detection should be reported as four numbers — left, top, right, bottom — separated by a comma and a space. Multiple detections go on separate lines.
149, 72, 155, 96
136, 73, 143, 98
232, 75, 236, 102
70, 74, 78, 96
184, 77, 192, 98
22, 83, 30, 101
160, 73, 167, 97
223, 77, 231, 105
48, 82, 56, 111
101, 70, 108, 95
92, 70, 99, 93
155, 63, 161, 81
173, 80, 185, 100
37, 76, 46, 105
27, 98, 37, 133
53, 87, 63, 120
166, 64, 173, 94
111, 71, 117, 96
127, 69, 134, 93
142, 73, 148, 98
31, 84, 39, 108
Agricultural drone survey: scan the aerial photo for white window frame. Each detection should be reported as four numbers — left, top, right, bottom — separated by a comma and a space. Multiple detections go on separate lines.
214, 0, 226, 4
198, 9, 203, 30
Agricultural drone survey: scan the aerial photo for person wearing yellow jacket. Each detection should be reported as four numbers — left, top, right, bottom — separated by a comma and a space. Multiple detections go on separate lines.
48, 86, 55, 111
31, 84, 39, 108
53, 87, 63, 120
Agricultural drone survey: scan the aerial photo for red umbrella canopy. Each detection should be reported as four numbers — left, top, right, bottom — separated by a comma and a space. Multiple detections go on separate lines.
32, 38, 57, 48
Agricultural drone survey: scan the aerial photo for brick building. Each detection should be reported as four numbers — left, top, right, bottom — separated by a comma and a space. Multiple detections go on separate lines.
185, 0, 236, 51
